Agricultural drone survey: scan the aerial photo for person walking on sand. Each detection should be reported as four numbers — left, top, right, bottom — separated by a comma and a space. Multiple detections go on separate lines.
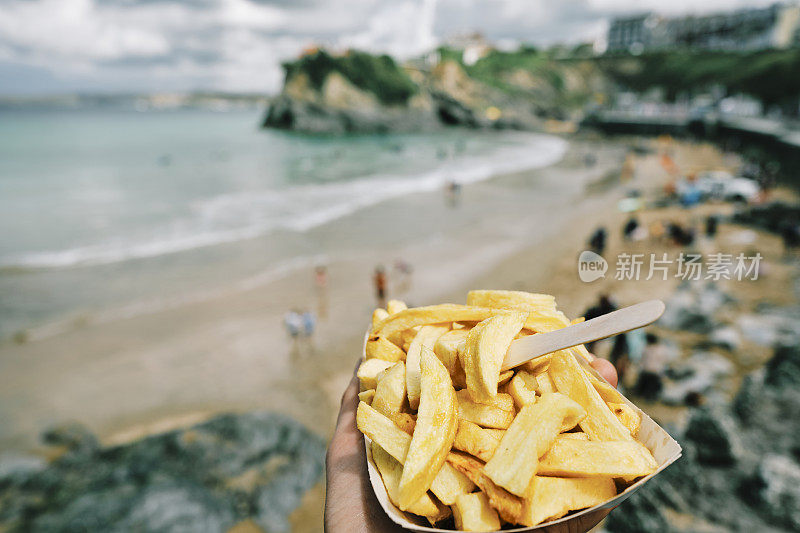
636, 333, 667, 400
373, 265, 387, 308
284, 309, 303, 353
301, 309, 316, 351
314, 265, 328, 319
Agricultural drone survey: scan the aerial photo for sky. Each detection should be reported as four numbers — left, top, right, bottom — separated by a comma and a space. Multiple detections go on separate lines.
0, 0, 780, 96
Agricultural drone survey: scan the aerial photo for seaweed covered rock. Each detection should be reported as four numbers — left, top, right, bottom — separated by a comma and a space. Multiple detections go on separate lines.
0, 412, 325, 533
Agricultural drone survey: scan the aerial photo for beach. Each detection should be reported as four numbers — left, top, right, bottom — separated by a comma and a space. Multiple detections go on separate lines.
4, 128, 796, 530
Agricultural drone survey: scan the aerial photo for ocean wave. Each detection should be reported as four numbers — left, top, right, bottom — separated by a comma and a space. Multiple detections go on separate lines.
2, 133, 567, 269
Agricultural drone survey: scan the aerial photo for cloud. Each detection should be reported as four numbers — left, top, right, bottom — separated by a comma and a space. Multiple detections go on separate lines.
0, 0, 780, 95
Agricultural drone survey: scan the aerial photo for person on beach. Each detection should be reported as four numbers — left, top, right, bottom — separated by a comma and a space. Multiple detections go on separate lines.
588, 227, 607, 255
636, 333, 667, 400
324, 357, 619, 533
314, 265, 328, 319
393, 259, 413, 295
284, 310, 303, 352
302, 310, 316, 339
623, 216, 639, 242
373, 266, 387, 308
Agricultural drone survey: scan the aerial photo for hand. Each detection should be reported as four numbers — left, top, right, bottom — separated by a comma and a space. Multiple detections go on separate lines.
325, 373, 405, 532
324, 357, 619, 533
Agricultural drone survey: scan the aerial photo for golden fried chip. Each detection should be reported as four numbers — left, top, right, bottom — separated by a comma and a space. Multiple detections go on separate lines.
466, 290, 556, 312
357, 359, 396, 390
497, 370, 515, 387
462, 312, 527, 403
366, 336, 406, 363
608, 402, 641, 436
375, 304, 499, 345
357, 401, 411, 462
538, 437, 657, 478
391, 412, 416, 434
357, 401, 472, 505
358, 389, 375, 404
429, 462, 476, 505
371, 442, 450, 523
452, 419, 504, 462
446, 451, 522, 524
433, 329, 469, 376
519, 476, 617, 527
372, 308, 390, 330
456, 390, 516, 429
386, 299, 408, 315
506, 370, 538, 409
558, 432, 590, 441
398, 348, 458, 510
372, 362, 406, 417
452, 492, 501, 532
535, 370, 557, 394
583, 366, 626, 404
484, 392, 586, 497
549, 350, 633, 442
405, 325, 450, 410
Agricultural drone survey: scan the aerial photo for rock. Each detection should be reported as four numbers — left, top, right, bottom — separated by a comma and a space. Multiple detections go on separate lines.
0, 412, 325, 532
684, 406, 741, 465
708, 326, 741, 351
0, 453, 46, 484
765, 344, 800, 388
41, 422, 99, 456
659, 287, 714, 334
662, 352, 734, 405
743, 454, 800, 530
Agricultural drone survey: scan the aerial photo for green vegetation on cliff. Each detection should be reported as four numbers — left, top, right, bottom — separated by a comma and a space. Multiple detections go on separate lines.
282, 50, 418, 105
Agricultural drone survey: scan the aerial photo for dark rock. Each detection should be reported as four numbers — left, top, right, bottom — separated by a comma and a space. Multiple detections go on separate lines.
0, 412, 325, 533
765, 344, 800, 388
743, 454, 800, 531
684, 406, 741, 465
41, 422, 99, 456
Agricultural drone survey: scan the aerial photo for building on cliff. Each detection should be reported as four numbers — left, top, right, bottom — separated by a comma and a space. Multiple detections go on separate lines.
607, 3, 800, 54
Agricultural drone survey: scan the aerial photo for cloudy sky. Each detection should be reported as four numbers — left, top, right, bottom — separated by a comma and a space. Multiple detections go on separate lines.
0, 0, 777, 95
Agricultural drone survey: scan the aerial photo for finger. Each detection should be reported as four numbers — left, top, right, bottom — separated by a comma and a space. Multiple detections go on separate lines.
589, 357, 618, 388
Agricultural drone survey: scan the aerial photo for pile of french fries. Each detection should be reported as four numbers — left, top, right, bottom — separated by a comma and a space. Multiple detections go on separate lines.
356, 290, 659, 531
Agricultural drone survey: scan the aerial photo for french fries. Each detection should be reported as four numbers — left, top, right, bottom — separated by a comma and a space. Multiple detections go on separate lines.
462, 311, 527, 403
519, 476, 617, 527
456, 390, 516, 429
386, 299, 408, 315
434, 329, 469, 376
538, 436, 658, 478
466, 290, 556, 312
366, 335, 406, 362
374, 304, 497, 345
357, 401, 472, 504
506, 370, 538, 409
452, 492, 501, 532
398, 348, 458, 509
372, 442, 451, 524
406, 325, 450, 410
549, 350, 633, 442
372, 362, 406, 417
357, 359, 396, 390
484, 393, 585, 496
452, 420, 504, 462
355, 290, 666, 531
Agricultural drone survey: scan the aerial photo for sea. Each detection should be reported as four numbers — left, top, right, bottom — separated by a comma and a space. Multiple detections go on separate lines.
0, 106, 569, 340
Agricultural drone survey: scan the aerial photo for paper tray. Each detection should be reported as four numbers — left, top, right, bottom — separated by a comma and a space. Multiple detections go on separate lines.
361, 336, 682, 532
